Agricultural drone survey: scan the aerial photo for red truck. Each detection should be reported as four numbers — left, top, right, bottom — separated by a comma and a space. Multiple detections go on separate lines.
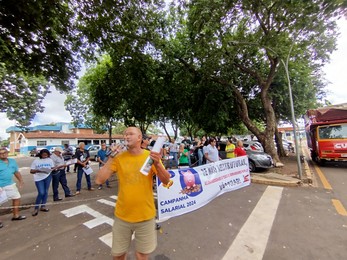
305, 103, 347, 165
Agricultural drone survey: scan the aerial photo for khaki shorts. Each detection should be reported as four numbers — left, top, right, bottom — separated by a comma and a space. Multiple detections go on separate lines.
2, 183, 21, 200
112, 217, 157, 256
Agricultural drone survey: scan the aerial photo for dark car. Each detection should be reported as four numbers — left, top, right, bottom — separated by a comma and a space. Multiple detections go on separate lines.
30, 147, 45, 157
218, 141, 273, 172
246, 150, 273, 172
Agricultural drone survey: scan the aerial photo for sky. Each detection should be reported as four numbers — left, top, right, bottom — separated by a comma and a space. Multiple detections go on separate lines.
1, 19, 346, 141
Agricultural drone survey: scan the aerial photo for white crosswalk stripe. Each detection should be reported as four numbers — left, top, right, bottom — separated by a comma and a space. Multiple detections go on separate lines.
222, 186, 283, 260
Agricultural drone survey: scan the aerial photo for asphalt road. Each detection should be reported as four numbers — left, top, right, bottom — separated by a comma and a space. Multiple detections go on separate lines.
0, 157, 346, 260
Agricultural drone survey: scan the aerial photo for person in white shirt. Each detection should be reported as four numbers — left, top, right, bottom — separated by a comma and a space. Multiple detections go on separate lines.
50, 147, 74, 201
168, 138, 178, 168
204, 137, 220, 164
30, 149, 57, 216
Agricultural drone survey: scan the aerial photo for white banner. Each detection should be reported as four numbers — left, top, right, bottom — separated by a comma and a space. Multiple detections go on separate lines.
157, 156, 251, 221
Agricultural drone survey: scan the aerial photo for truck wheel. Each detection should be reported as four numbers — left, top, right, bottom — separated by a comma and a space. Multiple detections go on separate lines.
318, 158, 326, 166
311, 151, 317, 162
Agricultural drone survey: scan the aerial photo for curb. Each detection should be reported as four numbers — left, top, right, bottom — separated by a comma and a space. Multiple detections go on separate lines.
251, 174, 301, 187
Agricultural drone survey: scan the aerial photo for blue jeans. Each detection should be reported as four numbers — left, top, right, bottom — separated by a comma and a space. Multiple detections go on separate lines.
34, 174, 52, 210
76, 167, 91, 191
198, 149, 204, 166
52, 169, 72, 199
169, 152, 178, 168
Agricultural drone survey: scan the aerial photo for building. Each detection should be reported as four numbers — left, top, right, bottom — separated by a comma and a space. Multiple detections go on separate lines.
278, 125, 305, 141
6, 123, 123, 155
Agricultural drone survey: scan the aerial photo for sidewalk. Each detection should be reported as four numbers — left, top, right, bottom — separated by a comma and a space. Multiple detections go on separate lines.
251, 145, 313, 187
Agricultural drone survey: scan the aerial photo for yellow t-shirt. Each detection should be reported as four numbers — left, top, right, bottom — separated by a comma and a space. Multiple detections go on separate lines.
226, 143, 235, 158
109, 149, 157, 223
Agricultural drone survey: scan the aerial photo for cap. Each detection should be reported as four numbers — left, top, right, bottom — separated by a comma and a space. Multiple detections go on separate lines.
54, 147, 64, 153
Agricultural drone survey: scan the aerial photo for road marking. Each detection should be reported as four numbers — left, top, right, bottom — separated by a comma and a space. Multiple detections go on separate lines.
99, 232, 113, 248
313, 164, 332, 190
332, 199, 347, 216
61, 197, 136, 248
222, 186, 283, 260
98, 199, 116, 207
61, 205, 113, 228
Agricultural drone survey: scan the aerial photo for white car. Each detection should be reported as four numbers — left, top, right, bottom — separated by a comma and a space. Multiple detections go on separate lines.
88, 145, 101, 161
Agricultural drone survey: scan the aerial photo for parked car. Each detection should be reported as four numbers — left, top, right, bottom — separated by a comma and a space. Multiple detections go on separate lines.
88, 145, 101, 161
30, 147, 45, 157
246, 150, 273, 172
218, 141, 273, 172
274, 139, 294, 154
282, 139, 294, 153
242, 141, 264, 152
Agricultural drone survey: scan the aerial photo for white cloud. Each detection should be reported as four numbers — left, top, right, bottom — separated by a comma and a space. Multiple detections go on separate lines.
0, 88, 72, 140
33, 88, 72, 125
0, 114, 15, 141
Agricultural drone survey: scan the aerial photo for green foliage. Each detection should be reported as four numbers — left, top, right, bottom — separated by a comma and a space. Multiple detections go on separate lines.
3, 0, 346, 162
0, 63, 50, 125
0, 0, 79, 89
0, 138, 9, 147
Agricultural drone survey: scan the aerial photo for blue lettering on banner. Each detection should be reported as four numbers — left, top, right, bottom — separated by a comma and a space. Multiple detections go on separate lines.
160, 204, 186, 213
160, 200, 197, 214
160, 195, 189, 206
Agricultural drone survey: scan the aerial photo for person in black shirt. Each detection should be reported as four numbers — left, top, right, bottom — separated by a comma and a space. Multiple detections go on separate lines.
75, 142, 94, 194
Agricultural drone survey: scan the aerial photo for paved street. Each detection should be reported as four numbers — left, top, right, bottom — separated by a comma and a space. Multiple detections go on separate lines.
0, 156, 346, 259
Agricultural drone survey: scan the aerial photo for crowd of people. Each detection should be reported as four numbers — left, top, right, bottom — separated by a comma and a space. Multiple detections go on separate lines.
0, 130, 246, 260
163, 135, 246, 169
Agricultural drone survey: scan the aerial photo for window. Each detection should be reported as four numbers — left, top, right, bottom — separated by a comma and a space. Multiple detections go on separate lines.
318, 124, 347, 139
37, 141, 47, 146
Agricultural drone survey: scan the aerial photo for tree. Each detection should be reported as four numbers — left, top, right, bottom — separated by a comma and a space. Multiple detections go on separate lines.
167, 0, 346, 163
0, 0, 81, 124
0, 64, 50, 125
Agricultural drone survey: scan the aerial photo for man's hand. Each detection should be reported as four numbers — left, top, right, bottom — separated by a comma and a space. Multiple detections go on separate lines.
150, 151, 162, 165
18, 181, 24, 189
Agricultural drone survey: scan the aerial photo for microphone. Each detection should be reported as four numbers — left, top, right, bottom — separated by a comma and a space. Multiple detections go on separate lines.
109, 143, 126, 158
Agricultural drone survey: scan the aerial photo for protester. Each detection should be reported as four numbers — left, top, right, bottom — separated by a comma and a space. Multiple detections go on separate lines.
30, 149, 56, 216
168, 138, 178, 168
73, 146, 80, 173
75, 142, 94, 194
225, 138, 236, 158
62, 144, 74, 173
96, 127, 171, 260
0, 147, 26, 227
234, 140, 247, 157
178, 143, 190, 167
97, 143, 111, 190
141, 134, 151, 150
181, 136, 191, 149
204, 137, 220, 164
197, 136, 207, 166
50, 147, 75, 201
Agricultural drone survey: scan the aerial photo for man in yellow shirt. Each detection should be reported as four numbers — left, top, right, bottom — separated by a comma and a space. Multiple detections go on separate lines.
225, 138, 236, 158
96, 127, 170, 260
